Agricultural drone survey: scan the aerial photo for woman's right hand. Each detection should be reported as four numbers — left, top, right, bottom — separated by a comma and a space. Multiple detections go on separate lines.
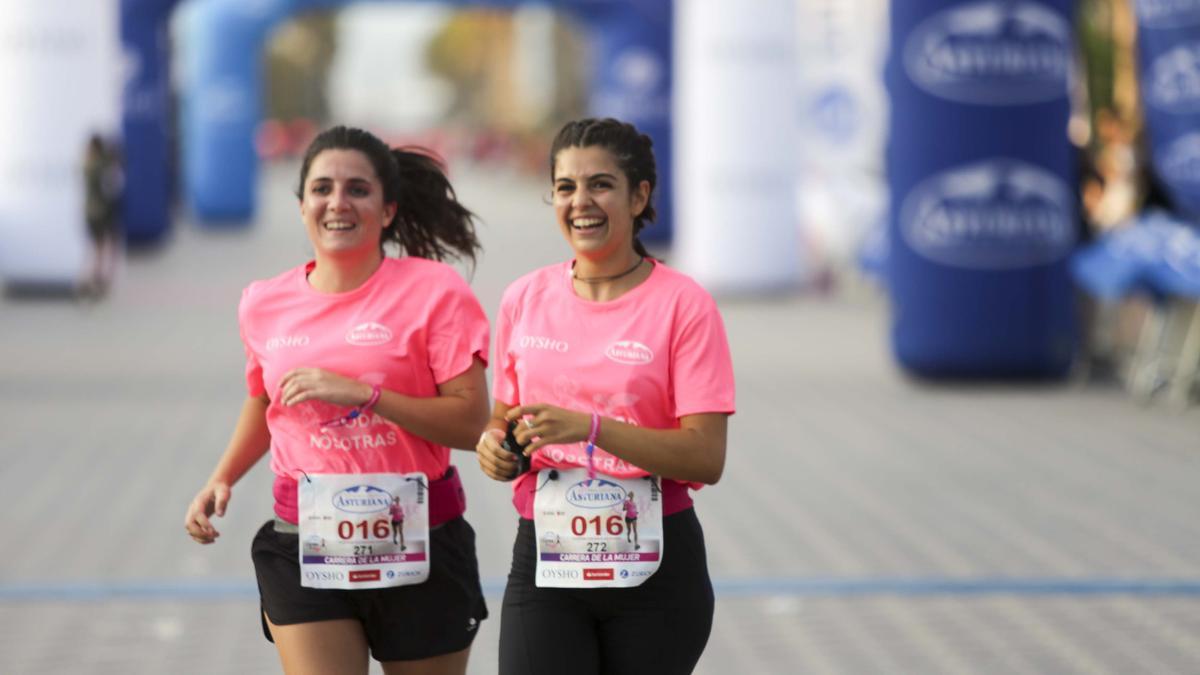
184, 482, 231, 544
475, 428, 519, 482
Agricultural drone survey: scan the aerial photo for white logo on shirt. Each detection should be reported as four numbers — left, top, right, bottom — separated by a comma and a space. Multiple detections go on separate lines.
605, 341, 654, 365
346, 322, 393, 346
265, 335, 309, 351
520, 335, 569, 352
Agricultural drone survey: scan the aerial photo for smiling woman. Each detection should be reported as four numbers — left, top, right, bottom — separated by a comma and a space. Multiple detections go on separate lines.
475, 118, 736, 675
184, 126, 491, 675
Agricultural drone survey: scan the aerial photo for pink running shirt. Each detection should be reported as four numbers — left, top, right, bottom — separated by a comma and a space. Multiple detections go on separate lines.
240, 257, 488, 522
493, 260, 735, 518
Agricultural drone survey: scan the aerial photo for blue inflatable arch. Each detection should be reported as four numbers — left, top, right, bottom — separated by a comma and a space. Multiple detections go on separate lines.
162, 0, 673, 240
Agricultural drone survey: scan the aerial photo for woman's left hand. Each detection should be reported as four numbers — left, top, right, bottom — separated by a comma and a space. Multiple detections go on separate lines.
279, 367, 372, 408
506, 403, 591, 452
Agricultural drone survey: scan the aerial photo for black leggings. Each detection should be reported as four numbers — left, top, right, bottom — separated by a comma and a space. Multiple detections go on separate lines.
499, 508, 714, 675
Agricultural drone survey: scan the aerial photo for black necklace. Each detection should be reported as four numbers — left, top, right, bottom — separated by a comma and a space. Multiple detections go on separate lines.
573, 257, 645, 284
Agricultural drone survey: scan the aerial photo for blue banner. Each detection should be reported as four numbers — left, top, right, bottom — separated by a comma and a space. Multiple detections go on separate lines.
1136, 0, 1200, 217
886, 0, 1078, 377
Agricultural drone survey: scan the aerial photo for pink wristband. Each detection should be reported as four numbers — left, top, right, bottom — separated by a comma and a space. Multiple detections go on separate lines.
363, 384, 382, 411
587, 412, 600, 445
584, 413, 600, 480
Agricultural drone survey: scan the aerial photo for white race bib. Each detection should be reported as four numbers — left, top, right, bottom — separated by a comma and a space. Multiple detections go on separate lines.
297, 472, 429, 589
532, 469, 663, 588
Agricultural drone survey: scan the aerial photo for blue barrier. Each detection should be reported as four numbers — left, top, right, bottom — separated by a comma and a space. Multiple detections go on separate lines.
1071, 211, 1181, 301
886, 0, 1078, 377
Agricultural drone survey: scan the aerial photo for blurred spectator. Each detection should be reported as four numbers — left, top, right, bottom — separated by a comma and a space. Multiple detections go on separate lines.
1083, 107, 1141, 230
81, 134, 123, 299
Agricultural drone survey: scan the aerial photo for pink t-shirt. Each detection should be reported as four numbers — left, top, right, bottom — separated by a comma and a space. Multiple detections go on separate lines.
239, 257, 489, 521
493, 260, 735, 518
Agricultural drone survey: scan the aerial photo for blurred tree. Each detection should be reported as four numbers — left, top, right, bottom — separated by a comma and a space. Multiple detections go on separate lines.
265, 11, 338, 122
1077, 0, 1141, 145
425, 9, 586, 134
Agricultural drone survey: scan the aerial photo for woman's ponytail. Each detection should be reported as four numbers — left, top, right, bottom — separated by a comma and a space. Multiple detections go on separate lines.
384, 148, 480, 265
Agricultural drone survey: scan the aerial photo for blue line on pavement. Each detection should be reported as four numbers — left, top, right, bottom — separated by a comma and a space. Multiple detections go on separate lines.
4, 577, 1200, 601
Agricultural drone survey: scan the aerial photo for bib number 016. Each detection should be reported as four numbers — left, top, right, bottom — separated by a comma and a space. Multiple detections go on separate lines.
337, 519, 392, 540
570, 515, 624, 537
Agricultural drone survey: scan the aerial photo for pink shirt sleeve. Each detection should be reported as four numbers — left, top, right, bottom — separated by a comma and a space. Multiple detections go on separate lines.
492, 288, 519, 406
238, 286, 266, 398
672, 293, 735, 418
425, 273, 489, 384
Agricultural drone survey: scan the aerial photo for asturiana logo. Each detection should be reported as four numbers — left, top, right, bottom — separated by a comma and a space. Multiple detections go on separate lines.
346, 322, 393, 346
519, 335, 569, 352
266, 335, 309, 351
1161, 133, 1200, 185
900, 158, 1075, 269
565, 479, 627, 509
332, 485, 393, 514
605, 341, 654, 365
1136, 0, 1200, 29
1147, 45, 1200, 114
903, 0, 1069, 105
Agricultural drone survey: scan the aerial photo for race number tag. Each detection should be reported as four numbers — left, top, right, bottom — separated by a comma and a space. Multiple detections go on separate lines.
532, 469, 662, 588
297, 472, 429, 589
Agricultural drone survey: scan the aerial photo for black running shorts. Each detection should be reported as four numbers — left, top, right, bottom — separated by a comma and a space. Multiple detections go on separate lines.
251, 516, 488, 662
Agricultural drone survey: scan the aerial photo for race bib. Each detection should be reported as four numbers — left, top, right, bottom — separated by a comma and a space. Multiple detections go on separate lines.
297, 472, 429, 589
533, 469, 662, 588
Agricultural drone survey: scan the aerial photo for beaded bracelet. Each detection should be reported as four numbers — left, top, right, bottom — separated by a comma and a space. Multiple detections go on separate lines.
319, 384, 381, 430
585, 412, 600, 480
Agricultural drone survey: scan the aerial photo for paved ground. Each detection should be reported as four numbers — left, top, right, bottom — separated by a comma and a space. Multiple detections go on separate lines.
2, 162, 1200, 674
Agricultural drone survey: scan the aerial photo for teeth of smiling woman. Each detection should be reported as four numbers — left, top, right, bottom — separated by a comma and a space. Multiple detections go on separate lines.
572, 218, 604, 229
324, 221, 355, 231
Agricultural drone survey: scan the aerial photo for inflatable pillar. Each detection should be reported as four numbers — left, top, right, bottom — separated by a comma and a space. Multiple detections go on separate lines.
120, 0, 179, 245
180, 0, 297, 223
1136, 0, 1200, 217
0, 0, 122, 285
887, 0, 1078, 377
674, 0, 800, 292
571, 0, 674, 243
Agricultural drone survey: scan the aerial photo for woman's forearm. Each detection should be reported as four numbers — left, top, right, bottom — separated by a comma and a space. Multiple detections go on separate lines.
373, 393, 489, 449
511, 404, 729, 485
591, 415, 727, 485
207, 394, 272, 487
371, 360, 490, 450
